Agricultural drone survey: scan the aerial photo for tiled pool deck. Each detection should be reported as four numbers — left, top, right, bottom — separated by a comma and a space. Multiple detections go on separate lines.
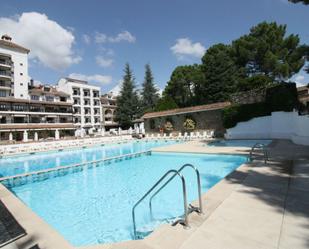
1, 139, 309, 249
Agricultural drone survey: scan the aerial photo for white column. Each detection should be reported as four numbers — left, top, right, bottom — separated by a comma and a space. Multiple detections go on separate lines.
34, 132, 38, 141
23, 130, 28, 142
55, 129, 60, 140
101, 127, 105, 136
9, 132, 13, 141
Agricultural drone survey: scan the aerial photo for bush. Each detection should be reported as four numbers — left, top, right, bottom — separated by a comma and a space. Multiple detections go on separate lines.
223, 102, 271, 129
223, 82, 299, 129
265, 82, 298, 112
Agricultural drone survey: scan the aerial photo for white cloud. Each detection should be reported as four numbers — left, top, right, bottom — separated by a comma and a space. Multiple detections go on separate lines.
0, 12, 81, 70
96, 55, 113, 68
95, 32, 107, 43
69, 73, 112, 87
108, 31, 136, 43
171, 38, 206, 59
82, 34, 91, 44
95, 31, 136, 44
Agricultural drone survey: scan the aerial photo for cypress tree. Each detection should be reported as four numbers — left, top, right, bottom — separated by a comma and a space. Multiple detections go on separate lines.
115, 63, 140, 128
141, 64, 159, 112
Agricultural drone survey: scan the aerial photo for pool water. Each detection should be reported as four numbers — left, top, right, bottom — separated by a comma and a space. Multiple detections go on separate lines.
207, 139, 272, 147
0, 140, 177, 178
9, 152, 247, 246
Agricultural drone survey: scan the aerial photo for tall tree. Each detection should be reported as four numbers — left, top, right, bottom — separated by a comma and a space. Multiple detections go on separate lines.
163, 65, 205, 107
141, 64, 159, 112
289, 0, 309, 4
231, 22, 306, 81
201, 43, 243, 103
115, 63, 140, 128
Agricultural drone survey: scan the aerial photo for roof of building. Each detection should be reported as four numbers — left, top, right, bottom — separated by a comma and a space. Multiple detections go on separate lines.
142, 102, 231, 119
0, 36, 30, 53
65, 77, 88, 84
0, 97, 72, 106
297, 85, 309, 92
29, 86, 70, 97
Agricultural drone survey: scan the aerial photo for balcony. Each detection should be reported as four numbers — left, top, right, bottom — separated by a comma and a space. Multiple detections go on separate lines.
0, 84, 11, 91
0, 71, 12, 80
0, 61, 11, 69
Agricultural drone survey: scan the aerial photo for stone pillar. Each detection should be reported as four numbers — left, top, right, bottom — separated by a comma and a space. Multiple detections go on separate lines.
23, 130, 28, 142
34, 132, 38, 141
55, 129, 60, 140
101, 127, 105, 136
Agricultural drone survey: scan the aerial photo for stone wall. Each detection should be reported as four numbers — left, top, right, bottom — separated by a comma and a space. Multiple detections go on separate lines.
231, 88, 266, 104
144, 109, 225, 136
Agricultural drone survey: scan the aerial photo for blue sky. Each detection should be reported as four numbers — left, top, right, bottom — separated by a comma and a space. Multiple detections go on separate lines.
0, 0, 308, 93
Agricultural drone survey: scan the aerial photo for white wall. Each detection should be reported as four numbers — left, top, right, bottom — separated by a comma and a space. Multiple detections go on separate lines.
0, 47, 29, 99
226, 111, 309, 146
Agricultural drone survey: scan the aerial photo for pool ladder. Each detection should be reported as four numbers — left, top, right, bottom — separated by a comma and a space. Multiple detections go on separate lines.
249, 143, 268, 164
132, 164, 203, 239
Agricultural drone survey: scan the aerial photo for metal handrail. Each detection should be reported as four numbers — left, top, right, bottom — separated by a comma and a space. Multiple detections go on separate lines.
149, 164, 203, 218
249, 143, 268, 163
132, 169, 188, 239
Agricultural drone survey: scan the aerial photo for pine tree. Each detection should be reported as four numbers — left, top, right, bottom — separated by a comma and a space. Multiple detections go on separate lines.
141, 64, 159, 112
115, 63, 140, 128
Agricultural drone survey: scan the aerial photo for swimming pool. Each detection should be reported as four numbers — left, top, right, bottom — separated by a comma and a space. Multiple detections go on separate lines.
7, 152, 247, 246
0, 140, 178, 178
207, 139, 272, 147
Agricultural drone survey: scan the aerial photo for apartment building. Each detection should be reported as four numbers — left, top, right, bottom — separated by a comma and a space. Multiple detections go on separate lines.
0, 34, 30, 99
0, 35, 75, 141
57, 77, 102, 133
101, 92, 119, 130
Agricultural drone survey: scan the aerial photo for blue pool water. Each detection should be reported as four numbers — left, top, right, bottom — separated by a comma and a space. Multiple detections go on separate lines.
0, 140, 177, 177
9, 152, 247, 246
207, 139, 272, 147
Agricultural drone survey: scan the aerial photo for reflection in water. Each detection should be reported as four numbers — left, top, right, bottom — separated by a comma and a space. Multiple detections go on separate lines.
0, 141, 177, 177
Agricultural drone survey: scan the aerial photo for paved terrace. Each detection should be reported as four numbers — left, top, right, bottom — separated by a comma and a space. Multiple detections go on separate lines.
0, 139, 308, 249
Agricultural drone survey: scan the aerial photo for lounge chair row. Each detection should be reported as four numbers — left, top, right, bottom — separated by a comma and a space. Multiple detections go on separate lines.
145, 130, 214, 140
0, 135, 133, 156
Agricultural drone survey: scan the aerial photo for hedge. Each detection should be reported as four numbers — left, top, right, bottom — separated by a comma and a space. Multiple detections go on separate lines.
223, 82, 299, 129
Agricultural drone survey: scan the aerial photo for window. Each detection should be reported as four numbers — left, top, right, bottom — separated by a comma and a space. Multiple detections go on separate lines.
13, 105, 25, 111
20, 83, 23, 86
20, 73, 23, 76
31, 95, 40, 101
45, 96, 54, 102
0, 104, 7, 111
0, 90, 6, 97
20, 63, 23, 66
20, 94, 23, 97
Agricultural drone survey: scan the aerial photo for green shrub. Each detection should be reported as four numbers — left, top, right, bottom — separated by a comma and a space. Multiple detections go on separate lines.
265, 82, 298, 112
223, 82, 299, 129
223, 102, 271, 129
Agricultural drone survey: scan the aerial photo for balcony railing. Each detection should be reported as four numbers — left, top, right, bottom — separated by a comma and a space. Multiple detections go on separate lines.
0, 71, 11, 77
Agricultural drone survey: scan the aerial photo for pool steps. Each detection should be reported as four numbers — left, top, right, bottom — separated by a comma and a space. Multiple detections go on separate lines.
0, 150, 152, 188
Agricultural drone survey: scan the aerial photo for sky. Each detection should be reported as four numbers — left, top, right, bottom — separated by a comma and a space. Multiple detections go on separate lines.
0, 0, 308, 94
